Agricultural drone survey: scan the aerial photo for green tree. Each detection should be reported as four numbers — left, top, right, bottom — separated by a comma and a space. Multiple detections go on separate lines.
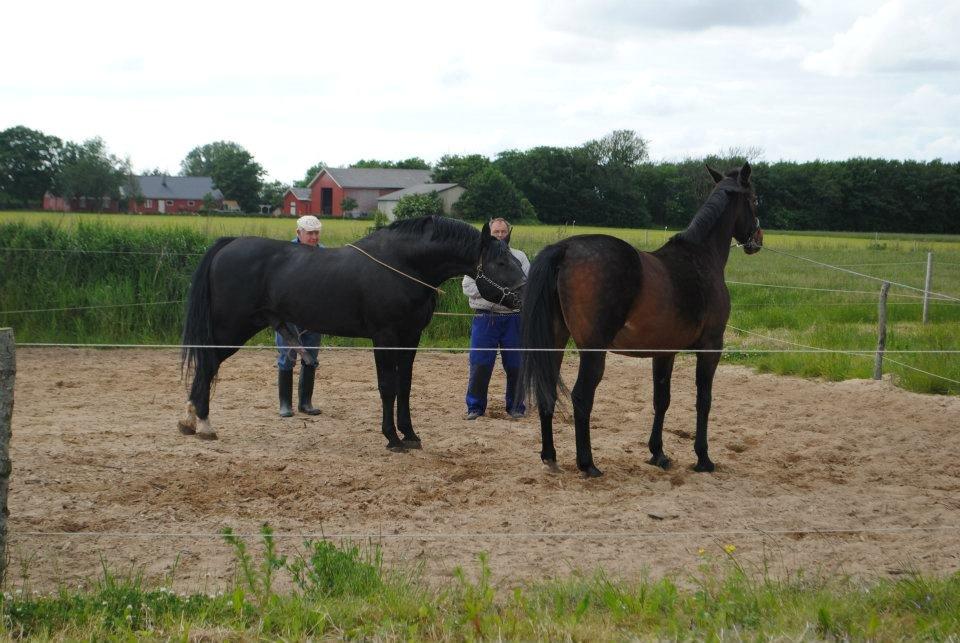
351, 157, 431, 170
393, 191, 444, 220
496, 146, 599, 224
0, 125, 64, 208
394, 157, 431, 170
201, 192, 217, 213
56, 138, 130, 211
431, 154, 492, 184
582, 129, 649, 167
181, 141, 264, 212
454, 166, 523, 220
340, 196, 359, 216
260, 180, 289, 211
295, 161, 326, 187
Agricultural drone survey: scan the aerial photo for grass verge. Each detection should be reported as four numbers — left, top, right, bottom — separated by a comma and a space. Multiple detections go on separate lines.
2, 528, 959, 639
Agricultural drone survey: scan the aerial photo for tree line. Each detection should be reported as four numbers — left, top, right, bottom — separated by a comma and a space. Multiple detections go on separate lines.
2, 124, 958, 233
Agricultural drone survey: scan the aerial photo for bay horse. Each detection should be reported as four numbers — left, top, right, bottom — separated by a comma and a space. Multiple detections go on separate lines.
179, 216, 526, 450
520, 163, 763, 477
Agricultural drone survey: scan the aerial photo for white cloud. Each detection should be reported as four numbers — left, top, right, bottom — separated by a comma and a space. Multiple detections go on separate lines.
541, 0, 804, 37
803, 0, 960, 76
2, 0, 958, 179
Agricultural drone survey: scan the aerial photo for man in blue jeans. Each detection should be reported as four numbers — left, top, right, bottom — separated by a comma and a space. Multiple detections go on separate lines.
276, 215, 324, 417
462, 217, 530, 420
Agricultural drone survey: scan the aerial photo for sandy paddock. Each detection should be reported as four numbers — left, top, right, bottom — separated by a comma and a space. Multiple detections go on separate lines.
6, 347, 960, 590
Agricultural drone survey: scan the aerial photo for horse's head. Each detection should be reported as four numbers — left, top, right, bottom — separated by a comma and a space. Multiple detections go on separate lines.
708, 162, 763, 255
475, 221, 526, 310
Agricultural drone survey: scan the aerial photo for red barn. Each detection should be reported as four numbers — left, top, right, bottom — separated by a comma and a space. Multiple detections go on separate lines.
126, 175, 223, 214
307, 167, 432, 217
44, 176, 224, 213
282, 187, 313, 216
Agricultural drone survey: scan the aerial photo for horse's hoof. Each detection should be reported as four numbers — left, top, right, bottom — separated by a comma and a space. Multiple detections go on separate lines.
647, 454, 671, 470
402, 438, 422, 450
580, 465, 604, 478
542, 458, 561, 473
386, 443, 406, 453
177, 421, 196, 436
196, 431, 218, 441
693, 460, 715, 473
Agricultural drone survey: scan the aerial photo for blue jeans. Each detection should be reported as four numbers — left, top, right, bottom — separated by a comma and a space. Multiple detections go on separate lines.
276, 328, 322, 371
465, 313, 525, 415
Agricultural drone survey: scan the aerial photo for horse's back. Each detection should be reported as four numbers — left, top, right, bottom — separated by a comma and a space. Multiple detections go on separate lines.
549, 234, 709, 353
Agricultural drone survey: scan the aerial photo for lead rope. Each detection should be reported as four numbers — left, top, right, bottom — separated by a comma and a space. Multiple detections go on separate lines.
345, 243, 446, 295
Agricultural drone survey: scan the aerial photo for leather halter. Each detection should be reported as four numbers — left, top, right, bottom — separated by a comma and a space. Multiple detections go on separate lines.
475, 262, 521, 310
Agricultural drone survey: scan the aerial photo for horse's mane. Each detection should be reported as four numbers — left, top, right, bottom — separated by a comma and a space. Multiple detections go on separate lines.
374, 215, 479, 255
677, 171, 745, 245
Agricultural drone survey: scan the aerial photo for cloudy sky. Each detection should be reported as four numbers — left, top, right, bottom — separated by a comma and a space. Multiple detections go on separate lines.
2, 0, 958, 182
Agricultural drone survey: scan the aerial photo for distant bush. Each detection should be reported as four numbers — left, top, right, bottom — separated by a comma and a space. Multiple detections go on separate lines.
393, 191, 444, 220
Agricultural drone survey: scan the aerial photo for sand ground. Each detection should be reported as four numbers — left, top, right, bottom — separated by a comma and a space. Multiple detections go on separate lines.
7, 348, 960, 591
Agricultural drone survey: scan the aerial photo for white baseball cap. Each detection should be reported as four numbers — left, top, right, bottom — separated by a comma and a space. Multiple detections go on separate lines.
297, 215, 322, 232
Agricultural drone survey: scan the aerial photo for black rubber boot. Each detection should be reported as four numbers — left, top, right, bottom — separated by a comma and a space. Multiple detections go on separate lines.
298, 364, 321, 415
278, 370, 294, 417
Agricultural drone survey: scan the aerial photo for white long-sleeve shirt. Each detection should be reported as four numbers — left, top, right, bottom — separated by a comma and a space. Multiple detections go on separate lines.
461, 247, 530, 313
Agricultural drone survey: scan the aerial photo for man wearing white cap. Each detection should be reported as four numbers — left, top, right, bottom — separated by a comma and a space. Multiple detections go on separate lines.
275, 215, 324, 417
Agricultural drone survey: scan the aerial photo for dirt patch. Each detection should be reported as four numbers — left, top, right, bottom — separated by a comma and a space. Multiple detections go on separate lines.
8, 348, 960, 590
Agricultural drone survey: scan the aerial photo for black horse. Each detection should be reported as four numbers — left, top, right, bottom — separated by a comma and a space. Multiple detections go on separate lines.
521, 163, 763, 477
179, 216, 526, 449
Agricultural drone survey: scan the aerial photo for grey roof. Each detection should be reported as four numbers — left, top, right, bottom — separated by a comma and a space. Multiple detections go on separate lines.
377, 183, 460, 202
287, 187, 311, 200
132, 176, 223, 200
317, 167, 432, 189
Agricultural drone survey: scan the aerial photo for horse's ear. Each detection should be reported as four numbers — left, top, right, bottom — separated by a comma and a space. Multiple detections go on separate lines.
706, 164, 724, 184
480, 221, 491, 247
739, 161, 752, 186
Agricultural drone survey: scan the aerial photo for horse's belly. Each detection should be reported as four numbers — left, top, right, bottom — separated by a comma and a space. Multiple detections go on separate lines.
609, 318, 699, 356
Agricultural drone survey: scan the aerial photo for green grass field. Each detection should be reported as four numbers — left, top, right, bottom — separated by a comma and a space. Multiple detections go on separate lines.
2, 211, 958, 394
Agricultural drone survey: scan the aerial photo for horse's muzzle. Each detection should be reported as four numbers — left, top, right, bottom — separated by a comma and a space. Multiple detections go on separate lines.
743, 228, 763, 255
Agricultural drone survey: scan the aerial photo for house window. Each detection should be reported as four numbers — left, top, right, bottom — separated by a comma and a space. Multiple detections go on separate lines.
187, 200, 195, 206
145, 199, 153, 207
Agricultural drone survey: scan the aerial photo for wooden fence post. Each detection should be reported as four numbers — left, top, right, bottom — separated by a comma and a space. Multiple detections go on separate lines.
873, 282, 890, 380
0, 328, 15, 584
922, 252, 933, 324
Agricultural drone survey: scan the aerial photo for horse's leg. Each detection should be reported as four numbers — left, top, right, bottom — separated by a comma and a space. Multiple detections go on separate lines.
647, 354, 676, 469
571, 350, 606, 477
184, 346, 239, 440
373, 344, 405, 452
395, 339, 421, 448
538, 329, 569, 472
693, 351, 721, 472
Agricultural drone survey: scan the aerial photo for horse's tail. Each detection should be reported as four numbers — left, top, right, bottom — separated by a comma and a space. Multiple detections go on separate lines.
181, 237, 236, 379
520, 242, 569, 411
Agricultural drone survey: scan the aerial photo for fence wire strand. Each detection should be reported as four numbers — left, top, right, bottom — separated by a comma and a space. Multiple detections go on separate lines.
9, 525, 959, 540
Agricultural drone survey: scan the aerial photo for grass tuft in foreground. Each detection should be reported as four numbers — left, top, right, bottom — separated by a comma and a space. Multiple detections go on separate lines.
2, 527, 959, 639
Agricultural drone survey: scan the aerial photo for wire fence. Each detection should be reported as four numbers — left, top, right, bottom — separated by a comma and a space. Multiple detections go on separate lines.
2, 241, 959, 560
2, 281, 959, 317
8, 525, 959, 541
